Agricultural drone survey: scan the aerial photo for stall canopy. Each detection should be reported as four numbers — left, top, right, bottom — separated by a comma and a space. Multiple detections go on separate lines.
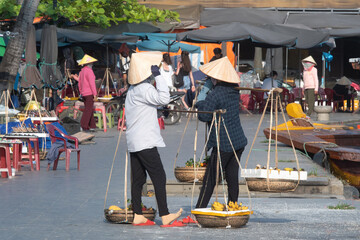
200, 8, 360, 39
285, 13, 360, 29
35, 27, 138, 45
177, 22, 297, 47
201, 8, 287, 27
177, 22, 330, 49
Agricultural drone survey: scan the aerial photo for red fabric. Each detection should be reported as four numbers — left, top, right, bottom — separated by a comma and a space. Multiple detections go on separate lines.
240, 94, 250, 110
81, 95, 96, 130
158, 117, 165, 130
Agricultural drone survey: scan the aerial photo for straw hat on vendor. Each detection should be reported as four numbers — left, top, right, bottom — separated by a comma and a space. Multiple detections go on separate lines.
337, 76, 352, 86
199, 56, 240, 84
302, 55, 317, 66
128, 52, 163, 85
78, 54, 97, 66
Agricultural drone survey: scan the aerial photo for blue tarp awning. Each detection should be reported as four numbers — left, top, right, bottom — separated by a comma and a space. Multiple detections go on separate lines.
129, 40, 200, 53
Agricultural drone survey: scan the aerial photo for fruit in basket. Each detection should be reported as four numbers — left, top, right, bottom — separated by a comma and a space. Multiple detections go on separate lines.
104, 94, 112, 98
284, 168, 293, 171
212, 201, 249, 211
211, 201, 225, 211
109, 205, 122, 210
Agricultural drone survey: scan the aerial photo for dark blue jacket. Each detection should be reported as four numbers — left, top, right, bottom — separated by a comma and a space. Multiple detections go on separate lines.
196, 82, 247, 152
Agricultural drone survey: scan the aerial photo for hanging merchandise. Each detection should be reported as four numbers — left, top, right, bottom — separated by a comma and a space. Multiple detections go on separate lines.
240, 88, 307, 192
322, 52, 333, 72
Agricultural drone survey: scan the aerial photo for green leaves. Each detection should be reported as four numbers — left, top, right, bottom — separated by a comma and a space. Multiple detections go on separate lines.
0, 0, 180, 28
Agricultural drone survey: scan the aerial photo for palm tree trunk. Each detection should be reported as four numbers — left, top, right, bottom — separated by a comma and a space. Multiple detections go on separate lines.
0, 0, 40, 91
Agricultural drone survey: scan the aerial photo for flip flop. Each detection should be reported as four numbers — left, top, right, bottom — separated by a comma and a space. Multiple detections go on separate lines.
160, 220, 186, 228
181, 216, 197, 224
132, 219, 156, 226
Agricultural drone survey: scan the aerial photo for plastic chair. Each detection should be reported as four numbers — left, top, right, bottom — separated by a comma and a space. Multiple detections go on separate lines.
324, 88, 344, 112
316, 88, 327, 106
292, 87, 305, 110
280, 87, 294, 105
250, 90, 265, 113
46, 124, 80, 171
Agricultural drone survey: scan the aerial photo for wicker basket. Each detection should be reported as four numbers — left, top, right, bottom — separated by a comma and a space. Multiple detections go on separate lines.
174, 167, 206, 183
246, 178, 298, 192
104, 208, 156, 224
192, 210, 250, 228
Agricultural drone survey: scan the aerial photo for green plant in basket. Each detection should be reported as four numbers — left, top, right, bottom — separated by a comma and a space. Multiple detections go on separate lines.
185, 157, 208, 168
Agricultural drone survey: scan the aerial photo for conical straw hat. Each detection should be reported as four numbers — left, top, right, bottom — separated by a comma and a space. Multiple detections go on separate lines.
337, 76, 352, 86
78, 54, 98, 66
302, 56, 316, 65
128, 52, 163, 85
199, 56, 240, 84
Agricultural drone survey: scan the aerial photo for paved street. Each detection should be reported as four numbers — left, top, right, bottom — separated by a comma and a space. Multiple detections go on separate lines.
1, 111, 360, 239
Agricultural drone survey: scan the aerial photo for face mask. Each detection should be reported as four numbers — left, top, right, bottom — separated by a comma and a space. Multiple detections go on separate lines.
302, 62, 314, 70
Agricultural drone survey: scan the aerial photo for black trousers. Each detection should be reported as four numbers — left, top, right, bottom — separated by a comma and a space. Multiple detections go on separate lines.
130, 147, 169, 216
196, 147, 244, 208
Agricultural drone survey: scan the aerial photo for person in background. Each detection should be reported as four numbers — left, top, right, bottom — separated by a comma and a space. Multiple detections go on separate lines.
125, 52, 183, 227
175, 51, 195, 109
197, 48, 223, 102
160, 53, 175, 91
333, 76, 355, 111
77, 54, 98, 132
118, 43, 131, 89
261, 71, 281, 99
210, 48, 223, 62
195, 57, 248, 208
302, 56, 318, 116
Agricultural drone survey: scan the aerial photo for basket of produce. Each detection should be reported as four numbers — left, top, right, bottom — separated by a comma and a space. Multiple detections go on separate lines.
174, 157, 208, 183
241, 166, 307, 192
104, 203, 156, 224
191, 201, 252, 228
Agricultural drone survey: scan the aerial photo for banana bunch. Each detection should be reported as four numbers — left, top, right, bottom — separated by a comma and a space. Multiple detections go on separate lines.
211, 201, 225, 211
228, 201, 249, 211
211, 201, 249, 211
109, 205, 122, 210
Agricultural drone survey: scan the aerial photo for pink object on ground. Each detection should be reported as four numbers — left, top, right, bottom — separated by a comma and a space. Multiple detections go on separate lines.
160, 220, 186, 228
132, 219, 156, 226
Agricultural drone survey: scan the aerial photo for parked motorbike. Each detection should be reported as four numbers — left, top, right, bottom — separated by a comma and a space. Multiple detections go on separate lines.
159, 91, 186, 125
105, 89, 127, 123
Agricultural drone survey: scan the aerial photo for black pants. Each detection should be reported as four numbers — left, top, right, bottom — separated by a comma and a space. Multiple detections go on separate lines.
130, 147, 169, 216
196, 147, 244, 208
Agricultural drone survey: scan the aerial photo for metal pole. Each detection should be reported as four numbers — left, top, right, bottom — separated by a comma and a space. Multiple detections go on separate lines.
322, 55, 326, 88
285, 48, 288, 85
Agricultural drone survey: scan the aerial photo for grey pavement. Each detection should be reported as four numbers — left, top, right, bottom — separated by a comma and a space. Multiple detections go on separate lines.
1, 111, 360, 239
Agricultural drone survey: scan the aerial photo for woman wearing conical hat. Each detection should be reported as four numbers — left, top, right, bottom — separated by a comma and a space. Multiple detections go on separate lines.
125, 52, 183, 227
302, 56, 319, 116
333, 76, 354, 111
78, 54, 98, 131
195, 57, 248, 208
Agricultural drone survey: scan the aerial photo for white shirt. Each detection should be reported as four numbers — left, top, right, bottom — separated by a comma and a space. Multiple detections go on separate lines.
160, 64, 174, 88
125, 75, 170, 152
262, 77, 280, 99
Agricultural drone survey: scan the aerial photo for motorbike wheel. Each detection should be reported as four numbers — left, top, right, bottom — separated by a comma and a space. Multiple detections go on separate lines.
105, 101, 123, 123
163, 102, 182, 125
